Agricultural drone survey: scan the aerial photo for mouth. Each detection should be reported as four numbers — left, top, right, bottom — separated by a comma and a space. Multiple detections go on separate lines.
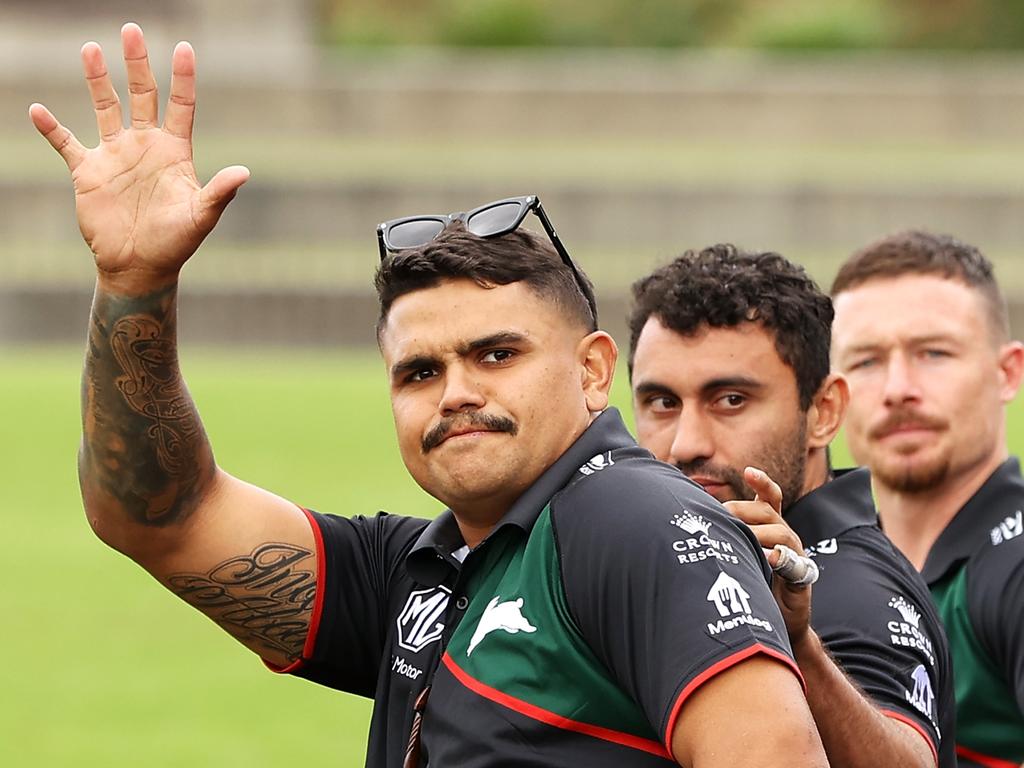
875, 424, 940, 441
688, 476, 729, 495
439, 428, 500, 444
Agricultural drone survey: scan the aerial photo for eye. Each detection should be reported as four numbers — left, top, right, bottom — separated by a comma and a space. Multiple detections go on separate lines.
480, 349, 515, 364
921, 348, 952, 360
406, 366, 438, 383
642, 394, 679, 414
713, 393, 746, 411
847, 357, 877, 372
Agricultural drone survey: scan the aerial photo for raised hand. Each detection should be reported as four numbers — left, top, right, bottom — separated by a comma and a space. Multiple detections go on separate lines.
725, 467, 813, 646
29, 22, 249, 293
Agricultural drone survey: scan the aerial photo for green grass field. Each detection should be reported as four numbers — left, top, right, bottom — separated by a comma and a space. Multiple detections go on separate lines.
3, 345, 1023, 766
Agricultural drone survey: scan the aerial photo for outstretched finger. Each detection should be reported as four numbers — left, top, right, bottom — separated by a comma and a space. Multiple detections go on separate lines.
29, 103, 87, 170
164, 41, 196, 140
744, 466, 784, 515
81, 41, 123, 141
196, 165, 251, 227
122, 23, 159, 129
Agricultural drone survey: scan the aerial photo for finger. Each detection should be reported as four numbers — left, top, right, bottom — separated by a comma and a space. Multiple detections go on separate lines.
197, 165, 251, 227
744, 466, 783, 514
748, 523, 803, 554
29, 103, 88, 170
771, 544, 819, 587
724, 500, 781, 526
164, 41, 196, 140
81, 41, 123, 141
122, 23, 159, 128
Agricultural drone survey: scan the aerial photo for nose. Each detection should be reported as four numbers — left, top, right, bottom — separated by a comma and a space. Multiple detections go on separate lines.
882, 351, 921, 407
668, 408, 715, 467
438, 363, 486, 416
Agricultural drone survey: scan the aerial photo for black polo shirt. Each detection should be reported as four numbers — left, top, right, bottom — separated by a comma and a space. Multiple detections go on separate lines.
786, 468, 956, 767
275, 409, 800, 767
920, 457, 1024, 768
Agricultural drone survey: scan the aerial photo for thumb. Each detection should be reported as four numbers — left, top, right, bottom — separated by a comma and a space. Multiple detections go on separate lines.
199, 164, 250, 222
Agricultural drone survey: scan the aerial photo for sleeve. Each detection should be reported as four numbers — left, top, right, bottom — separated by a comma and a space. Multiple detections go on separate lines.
969, 534, 1024, 715
808, 532, 948, 758
270, 509, 426, 697
552, 459, 800, 751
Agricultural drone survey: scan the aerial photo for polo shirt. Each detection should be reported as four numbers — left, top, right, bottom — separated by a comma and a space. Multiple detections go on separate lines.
787, 469, 956, 767
277, 409, 800, 767
920, 457, 1024, 768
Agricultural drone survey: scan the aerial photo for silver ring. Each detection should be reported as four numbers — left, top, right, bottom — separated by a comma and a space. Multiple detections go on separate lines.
771, 544, 819, 587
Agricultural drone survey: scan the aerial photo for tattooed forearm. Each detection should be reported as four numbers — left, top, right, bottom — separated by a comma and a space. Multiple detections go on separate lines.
80, 284, 214, 527
168, 543, 316, 661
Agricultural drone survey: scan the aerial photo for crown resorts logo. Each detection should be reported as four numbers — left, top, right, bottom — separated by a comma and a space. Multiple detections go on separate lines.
888, 595, 921, 629
672, 511, 712, 535
886, 593, 935, 667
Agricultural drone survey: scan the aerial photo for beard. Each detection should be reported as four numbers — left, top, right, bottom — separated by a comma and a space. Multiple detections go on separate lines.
870, 450, 951, 493
676, 419, 809, 511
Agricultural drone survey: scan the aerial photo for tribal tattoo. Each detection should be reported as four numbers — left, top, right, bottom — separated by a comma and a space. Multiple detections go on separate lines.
80, 285, 214, 526
168, 543, 316, 661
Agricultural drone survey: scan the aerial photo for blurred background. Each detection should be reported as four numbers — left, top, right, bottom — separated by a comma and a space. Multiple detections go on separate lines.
4, 0, 1024, 765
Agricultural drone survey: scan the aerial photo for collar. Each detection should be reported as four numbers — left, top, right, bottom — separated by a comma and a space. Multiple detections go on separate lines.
921, 457, 1024, 584
406, 408, 638, 586
783, 467, 879, 544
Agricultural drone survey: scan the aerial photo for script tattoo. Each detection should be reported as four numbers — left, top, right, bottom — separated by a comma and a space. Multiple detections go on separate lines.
81, 285, 213, 526
169, 543, 316, 661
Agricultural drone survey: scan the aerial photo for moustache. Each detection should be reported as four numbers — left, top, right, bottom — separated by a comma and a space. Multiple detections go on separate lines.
869, 408, 947, 440
421, 413, 518, 453
675, 459, 749, 495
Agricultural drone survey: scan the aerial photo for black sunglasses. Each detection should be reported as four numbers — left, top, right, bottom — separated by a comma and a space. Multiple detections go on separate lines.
376, 195, 597, 327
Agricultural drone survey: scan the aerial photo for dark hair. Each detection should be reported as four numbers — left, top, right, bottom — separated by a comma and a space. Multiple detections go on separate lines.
374, 221, 596, 340
831, 230, 1009, 341
628, 244, 833, 410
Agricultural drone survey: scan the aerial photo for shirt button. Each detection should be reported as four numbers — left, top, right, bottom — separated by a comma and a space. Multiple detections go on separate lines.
455, 596, 469, 610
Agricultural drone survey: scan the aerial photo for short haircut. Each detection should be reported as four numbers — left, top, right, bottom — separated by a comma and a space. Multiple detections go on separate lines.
831, 230, 1009, 341
374, 221, 597, 340
628, 244, 833, 410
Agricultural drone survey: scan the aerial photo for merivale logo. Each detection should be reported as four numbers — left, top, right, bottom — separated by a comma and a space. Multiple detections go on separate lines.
396, 586, 450, 654
991, 510, 1023, 546
671, 510, 712, 535
467, 596, 537, 657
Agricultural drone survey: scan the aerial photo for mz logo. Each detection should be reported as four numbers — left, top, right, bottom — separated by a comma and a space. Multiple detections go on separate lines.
396, 586, 450, 653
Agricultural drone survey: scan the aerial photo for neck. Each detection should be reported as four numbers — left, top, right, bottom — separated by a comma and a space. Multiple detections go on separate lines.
874, 448, 1007, 570
798, 446, 832, 501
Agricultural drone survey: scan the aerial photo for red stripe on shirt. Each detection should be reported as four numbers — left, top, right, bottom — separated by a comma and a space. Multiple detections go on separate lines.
662, 643, 804, 756
880, 709, 938, 766
441, 652, 672, 759
264, 506, 326, 674
955, 744, 1021, 768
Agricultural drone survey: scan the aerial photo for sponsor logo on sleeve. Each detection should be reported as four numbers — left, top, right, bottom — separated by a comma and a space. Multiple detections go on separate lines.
391, 654, 424, 681
396, 586, 451, 654
467, 596, 537, 657
579, 452, 615, 476
990, 510, 1023, 546
805, 538, 838, 557
705, 572, 774, 636
887, 595, 935, 667
905, 664, 938, 733
670, 511, 740, 566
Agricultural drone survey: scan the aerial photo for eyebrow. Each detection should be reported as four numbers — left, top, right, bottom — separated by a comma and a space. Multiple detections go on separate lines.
390, 331, 530, 380
634, 376, 765, 399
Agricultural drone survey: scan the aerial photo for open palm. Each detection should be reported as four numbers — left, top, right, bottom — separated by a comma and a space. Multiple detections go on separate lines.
29, 24, 248, 289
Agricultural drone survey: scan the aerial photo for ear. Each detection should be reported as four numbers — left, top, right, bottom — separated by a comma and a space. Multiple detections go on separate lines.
805, 373, 849, 449
577, 331, 618, 413
998, 340, 1024, 404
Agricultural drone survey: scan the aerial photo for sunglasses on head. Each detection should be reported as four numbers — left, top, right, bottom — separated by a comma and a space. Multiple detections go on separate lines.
376, 195, 598, 326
